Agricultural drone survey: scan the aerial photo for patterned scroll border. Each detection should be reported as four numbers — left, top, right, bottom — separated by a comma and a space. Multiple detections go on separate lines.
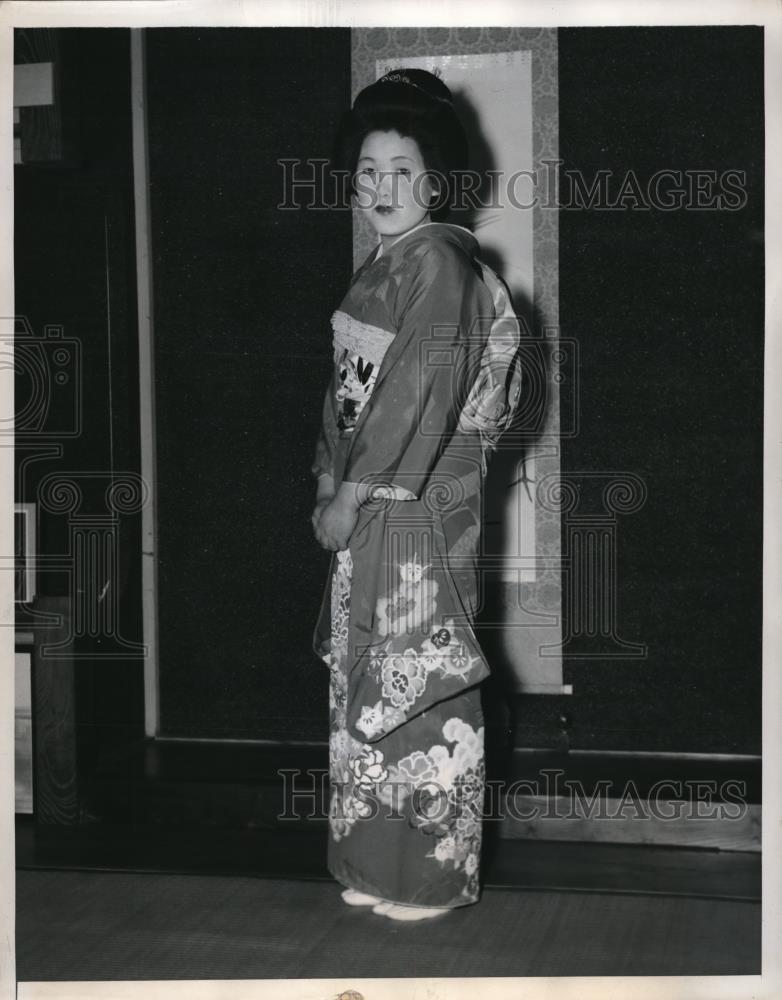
351, 28, 562, 691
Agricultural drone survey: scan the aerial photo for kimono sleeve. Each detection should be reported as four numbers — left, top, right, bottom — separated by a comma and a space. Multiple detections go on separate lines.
345, 565, 491, 745
342, 243, 494, 500
311, 365, 340, 482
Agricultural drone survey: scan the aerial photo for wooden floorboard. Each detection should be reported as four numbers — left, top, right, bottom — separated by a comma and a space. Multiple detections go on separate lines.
15, 869, 760, 980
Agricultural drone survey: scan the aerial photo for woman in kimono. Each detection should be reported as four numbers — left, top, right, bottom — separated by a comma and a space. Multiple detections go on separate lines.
311, 68, 515, 921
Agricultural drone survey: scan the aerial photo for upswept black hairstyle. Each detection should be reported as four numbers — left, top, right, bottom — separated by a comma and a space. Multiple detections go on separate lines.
331, 67, 469, 222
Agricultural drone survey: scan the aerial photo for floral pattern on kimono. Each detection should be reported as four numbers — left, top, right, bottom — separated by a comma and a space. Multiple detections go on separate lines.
327, 546, 485, 906
312, 222, 499, 908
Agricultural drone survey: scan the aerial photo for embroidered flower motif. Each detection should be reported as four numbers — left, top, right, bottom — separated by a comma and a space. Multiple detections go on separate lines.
382, 705, 407, 731
450, 766, 484, 808
446, 644, 472, 674
375, 762, 411, 810
455, 813, 481, 839
329, 722, 366, 785
350, 748, 388, 791
451, 727, 484, 773
451, 841, 470, 869
375, 561, 439, 638
438, 623, 480, 680
419, 650, 447, 674
403, 718, 486, 875
329, 729, 349, 778
329, 786, 358, 842
443, 717, 483, 754
419, 619, 481, 680
415, 631, 445, 673
424, 743, 462, 793
355, 699, 385, 739
397, 749, 439, 786
330, 551, 352, 666
434, 835, 457, 862
352, 796, 374, 819
411, 785, 459, 836
427, 831, 470, 867
368, 641, 391, 679
328, 666, 348, 712
330, 742, 390, 842
431, 627, 451, 648
381, 651, 427, 709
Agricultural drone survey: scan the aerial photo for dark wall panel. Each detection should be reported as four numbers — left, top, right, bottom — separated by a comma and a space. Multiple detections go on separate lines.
146, 28, 352, 740
145, 26, 762, 754
528, 26, 763, 753
14, 28, 145, 764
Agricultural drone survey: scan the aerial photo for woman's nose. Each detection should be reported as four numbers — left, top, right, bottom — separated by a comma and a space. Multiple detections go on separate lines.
376, 171, 394, 204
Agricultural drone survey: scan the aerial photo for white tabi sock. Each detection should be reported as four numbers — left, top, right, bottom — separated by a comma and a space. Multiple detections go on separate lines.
341, 888, 384, 906
372, 901, 451, 921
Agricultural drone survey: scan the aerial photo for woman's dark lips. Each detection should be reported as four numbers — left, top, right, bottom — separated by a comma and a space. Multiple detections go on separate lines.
375, 206, 395, 214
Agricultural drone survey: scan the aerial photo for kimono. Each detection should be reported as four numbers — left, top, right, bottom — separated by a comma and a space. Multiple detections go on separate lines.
311, 221, 498, 908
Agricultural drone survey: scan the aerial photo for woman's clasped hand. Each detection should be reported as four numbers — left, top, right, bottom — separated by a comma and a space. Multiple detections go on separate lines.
312, 477, 362, 552
313, 493, 359, 551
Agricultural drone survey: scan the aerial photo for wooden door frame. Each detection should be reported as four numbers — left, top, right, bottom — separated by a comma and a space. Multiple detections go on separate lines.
131, 28, 159, 738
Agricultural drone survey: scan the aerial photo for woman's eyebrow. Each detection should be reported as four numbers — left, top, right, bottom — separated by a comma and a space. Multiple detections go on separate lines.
356, 155, 414, 163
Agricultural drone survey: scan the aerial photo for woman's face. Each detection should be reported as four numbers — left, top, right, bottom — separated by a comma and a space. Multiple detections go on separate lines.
354, 130, 438, 241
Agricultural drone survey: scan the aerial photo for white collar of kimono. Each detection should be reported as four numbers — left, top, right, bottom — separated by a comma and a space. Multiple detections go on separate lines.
375, 221, 475, 259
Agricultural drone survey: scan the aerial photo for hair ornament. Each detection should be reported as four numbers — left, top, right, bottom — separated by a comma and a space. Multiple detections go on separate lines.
378, 68, 452, 105
382, 70, 413, 85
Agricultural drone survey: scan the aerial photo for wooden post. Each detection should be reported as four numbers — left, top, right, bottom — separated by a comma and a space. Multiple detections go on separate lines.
32, 594, 79, 824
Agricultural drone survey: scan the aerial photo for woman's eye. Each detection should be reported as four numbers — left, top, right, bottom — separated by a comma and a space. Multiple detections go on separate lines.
396, 168, 411, 177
